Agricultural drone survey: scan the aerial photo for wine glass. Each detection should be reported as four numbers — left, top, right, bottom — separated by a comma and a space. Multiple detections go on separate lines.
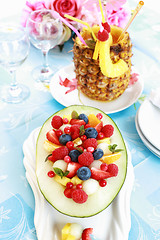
0, 25, 30, 103
26, 9, 63, 84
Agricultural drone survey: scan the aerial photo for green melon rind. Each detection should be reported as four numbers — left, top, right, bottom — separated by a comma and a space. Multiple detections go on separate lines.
36, 105, 127, 218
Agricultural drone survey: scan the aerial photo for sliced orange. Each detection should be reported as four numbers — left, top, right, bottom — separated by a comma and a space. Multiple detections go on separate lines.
97, 137, 110, 145
88, 114, 101, 127
100, 152, 122, 164
43, 140, 60, 153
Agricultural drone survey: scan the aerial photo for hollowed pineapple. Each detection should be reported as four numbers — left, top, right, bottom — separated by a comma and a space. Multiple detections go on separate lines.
73, 25, 132, 101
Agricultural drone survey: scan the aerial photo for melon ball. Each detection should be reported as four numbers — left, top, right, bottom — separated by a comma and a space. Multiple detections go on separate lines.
82, 179, 99, 195
97, 142, 112, 155
90, 160, 102, 169
53, 160, 67, 172
59, 124, 71, 132
70, 223, 83, 239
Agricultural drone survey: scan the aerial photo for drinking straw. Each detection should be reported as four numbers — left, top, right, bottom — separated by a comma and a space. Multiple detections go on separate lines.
54, 12, 87, 45
118, 1, 144, 41
93, 3, 103, 32
98, 0, 105, 23
64, 14, 97, 41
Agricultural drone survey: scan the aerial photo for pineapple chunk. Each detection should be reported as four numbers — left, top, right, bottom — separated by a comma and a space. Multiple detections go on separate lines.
54, 175, 71, 186
43, 140, 60, 153
73, 137, 82, 147
71, 175, 83, 185
62, 223, 71, 240
97, 138, 110, 144
99, 37, 128, 78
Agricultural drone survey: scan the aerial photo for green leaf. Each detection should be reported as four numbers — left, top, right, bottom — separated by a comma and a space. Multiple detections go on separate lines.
71, 110, 78, 119
108, 144, 123, 153
75, 147, 83, 153
79, 125, 85, 136
53, 168, 69, 179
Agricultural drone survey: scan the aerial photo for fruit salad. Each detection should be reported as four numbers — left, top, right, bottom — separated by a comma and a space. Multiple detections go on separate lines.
44, 109, 123, 204
36, 105, 127, 217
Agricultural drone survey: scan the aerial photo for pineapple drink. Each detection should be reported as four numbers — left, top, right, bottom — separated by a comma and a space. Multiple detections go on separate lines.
73, 25, 132, 101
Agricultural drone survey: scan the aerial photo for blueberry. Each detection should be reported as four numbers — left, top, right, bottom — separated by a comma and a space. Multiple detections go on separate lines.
69, 149, 81, 162
78, 113, 88, 124
59, 134, 72, 145
85, 127, 98, 139
93, 148, 104, 160
77, 166, 91, 180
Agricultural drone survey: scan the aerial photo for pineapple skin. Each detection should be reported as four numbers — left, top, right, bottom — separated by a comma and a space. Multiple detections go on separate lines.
73, 26, 132, 101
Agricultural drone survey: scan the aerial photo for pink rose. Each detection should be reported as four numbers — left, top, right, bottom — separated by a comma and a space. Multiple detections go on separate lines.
45, 0, 83, 21
107, 7, 130, 28
21, 1, 46, 27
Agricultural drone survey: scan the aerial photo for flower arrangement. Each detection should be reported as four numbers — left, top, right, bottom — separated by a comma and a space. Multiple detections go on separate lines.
22, 0, 130, 46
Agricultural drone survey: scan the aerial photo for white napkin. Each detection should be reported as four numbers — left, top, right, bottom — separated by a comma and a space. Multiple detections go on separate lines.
149, 88, 160, 108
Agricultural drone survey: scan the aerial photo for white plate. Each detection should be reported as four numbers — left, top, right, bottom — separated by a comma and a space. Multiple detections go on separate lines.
135, 110, 160, 158
50, 64, 143, 114
23, 128, 134, 240
138, 99, 160, 150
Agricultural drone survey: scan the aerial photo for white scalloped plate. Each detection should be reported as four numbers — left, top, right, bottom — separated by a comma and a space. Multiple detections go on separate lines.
50, 64, 143, 114
23, 128, 134, 240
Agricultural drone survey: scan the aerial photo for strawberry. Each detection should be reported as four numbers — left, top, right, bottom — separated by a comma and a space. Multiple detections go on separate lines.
46, 129, 60, 145
70, 119, 86, 125
82, 228, 93, 240
64, 188, 73, 198
51, 115, 63, 129
90, 167, 111, 180
102, 22, 111, 33
94, 121, 103, 133
70, 125, 80, 140
71, 189, 88, 204
50, 146, 69, 162
66, 162, 82, 178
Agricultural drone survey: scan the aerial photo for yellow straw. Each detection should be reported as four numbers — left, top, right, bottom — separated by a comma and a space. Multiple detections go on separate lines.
64, 14, 97, 41
118, 1, 144, 41
98, 0, 105, 23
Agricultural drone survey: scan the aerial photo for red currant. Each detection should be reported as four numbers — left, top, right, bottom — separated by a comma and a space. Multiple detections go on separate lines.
87, 147, 94, 153
64, 126, 71, 134
76, 184, 82, 189
100, 163, 108, 171
64, 155, 71, 163
98, 132, 105, 139
99, 179, 107, 187
98, 29, 109, 41
55, 129, 63, 137
66, 141, 74, 150
96, 113, 103, 120
47, 170, 55, 178
81, 135, 87, 141
63, 118, 69, 124
66, 182, 74, 189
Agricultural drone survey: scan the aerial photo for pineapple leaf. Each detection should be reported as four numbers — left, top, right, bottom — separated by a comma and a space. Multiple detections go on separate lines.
108, 144, 123, 153
71, 110, 78, 119
85, 40, 96, 49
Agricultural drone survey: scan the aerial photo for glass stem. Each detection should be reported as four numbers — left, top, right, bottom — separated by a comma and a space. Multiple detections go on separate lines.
9, 69, 21, 97
42, 50, 49, 70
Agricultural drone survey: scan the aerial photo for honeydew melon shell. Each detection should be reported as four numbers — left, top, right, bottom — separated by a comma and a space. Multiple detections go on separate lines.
36, 105, 127, 218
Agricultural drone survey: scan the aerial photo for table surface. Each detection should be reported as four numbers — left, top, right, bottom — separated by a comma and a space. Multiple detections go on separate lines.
0, 0, 160, 239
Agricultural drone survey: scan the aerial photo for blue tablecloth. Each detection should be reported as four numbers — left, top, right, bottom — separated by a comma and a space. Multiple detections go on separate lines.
0, 0, 160, 239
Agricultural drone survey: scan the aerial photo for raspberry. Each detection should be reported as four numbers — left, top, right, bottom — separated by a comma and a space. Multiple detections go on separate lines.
101, 124, 114, 137
52, 146, 69, 161
83, 138, 98, 149
71, 189, 88, 203
51, 115, 63, 129
78, 152, 94, 166
107, 164, 118, 176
